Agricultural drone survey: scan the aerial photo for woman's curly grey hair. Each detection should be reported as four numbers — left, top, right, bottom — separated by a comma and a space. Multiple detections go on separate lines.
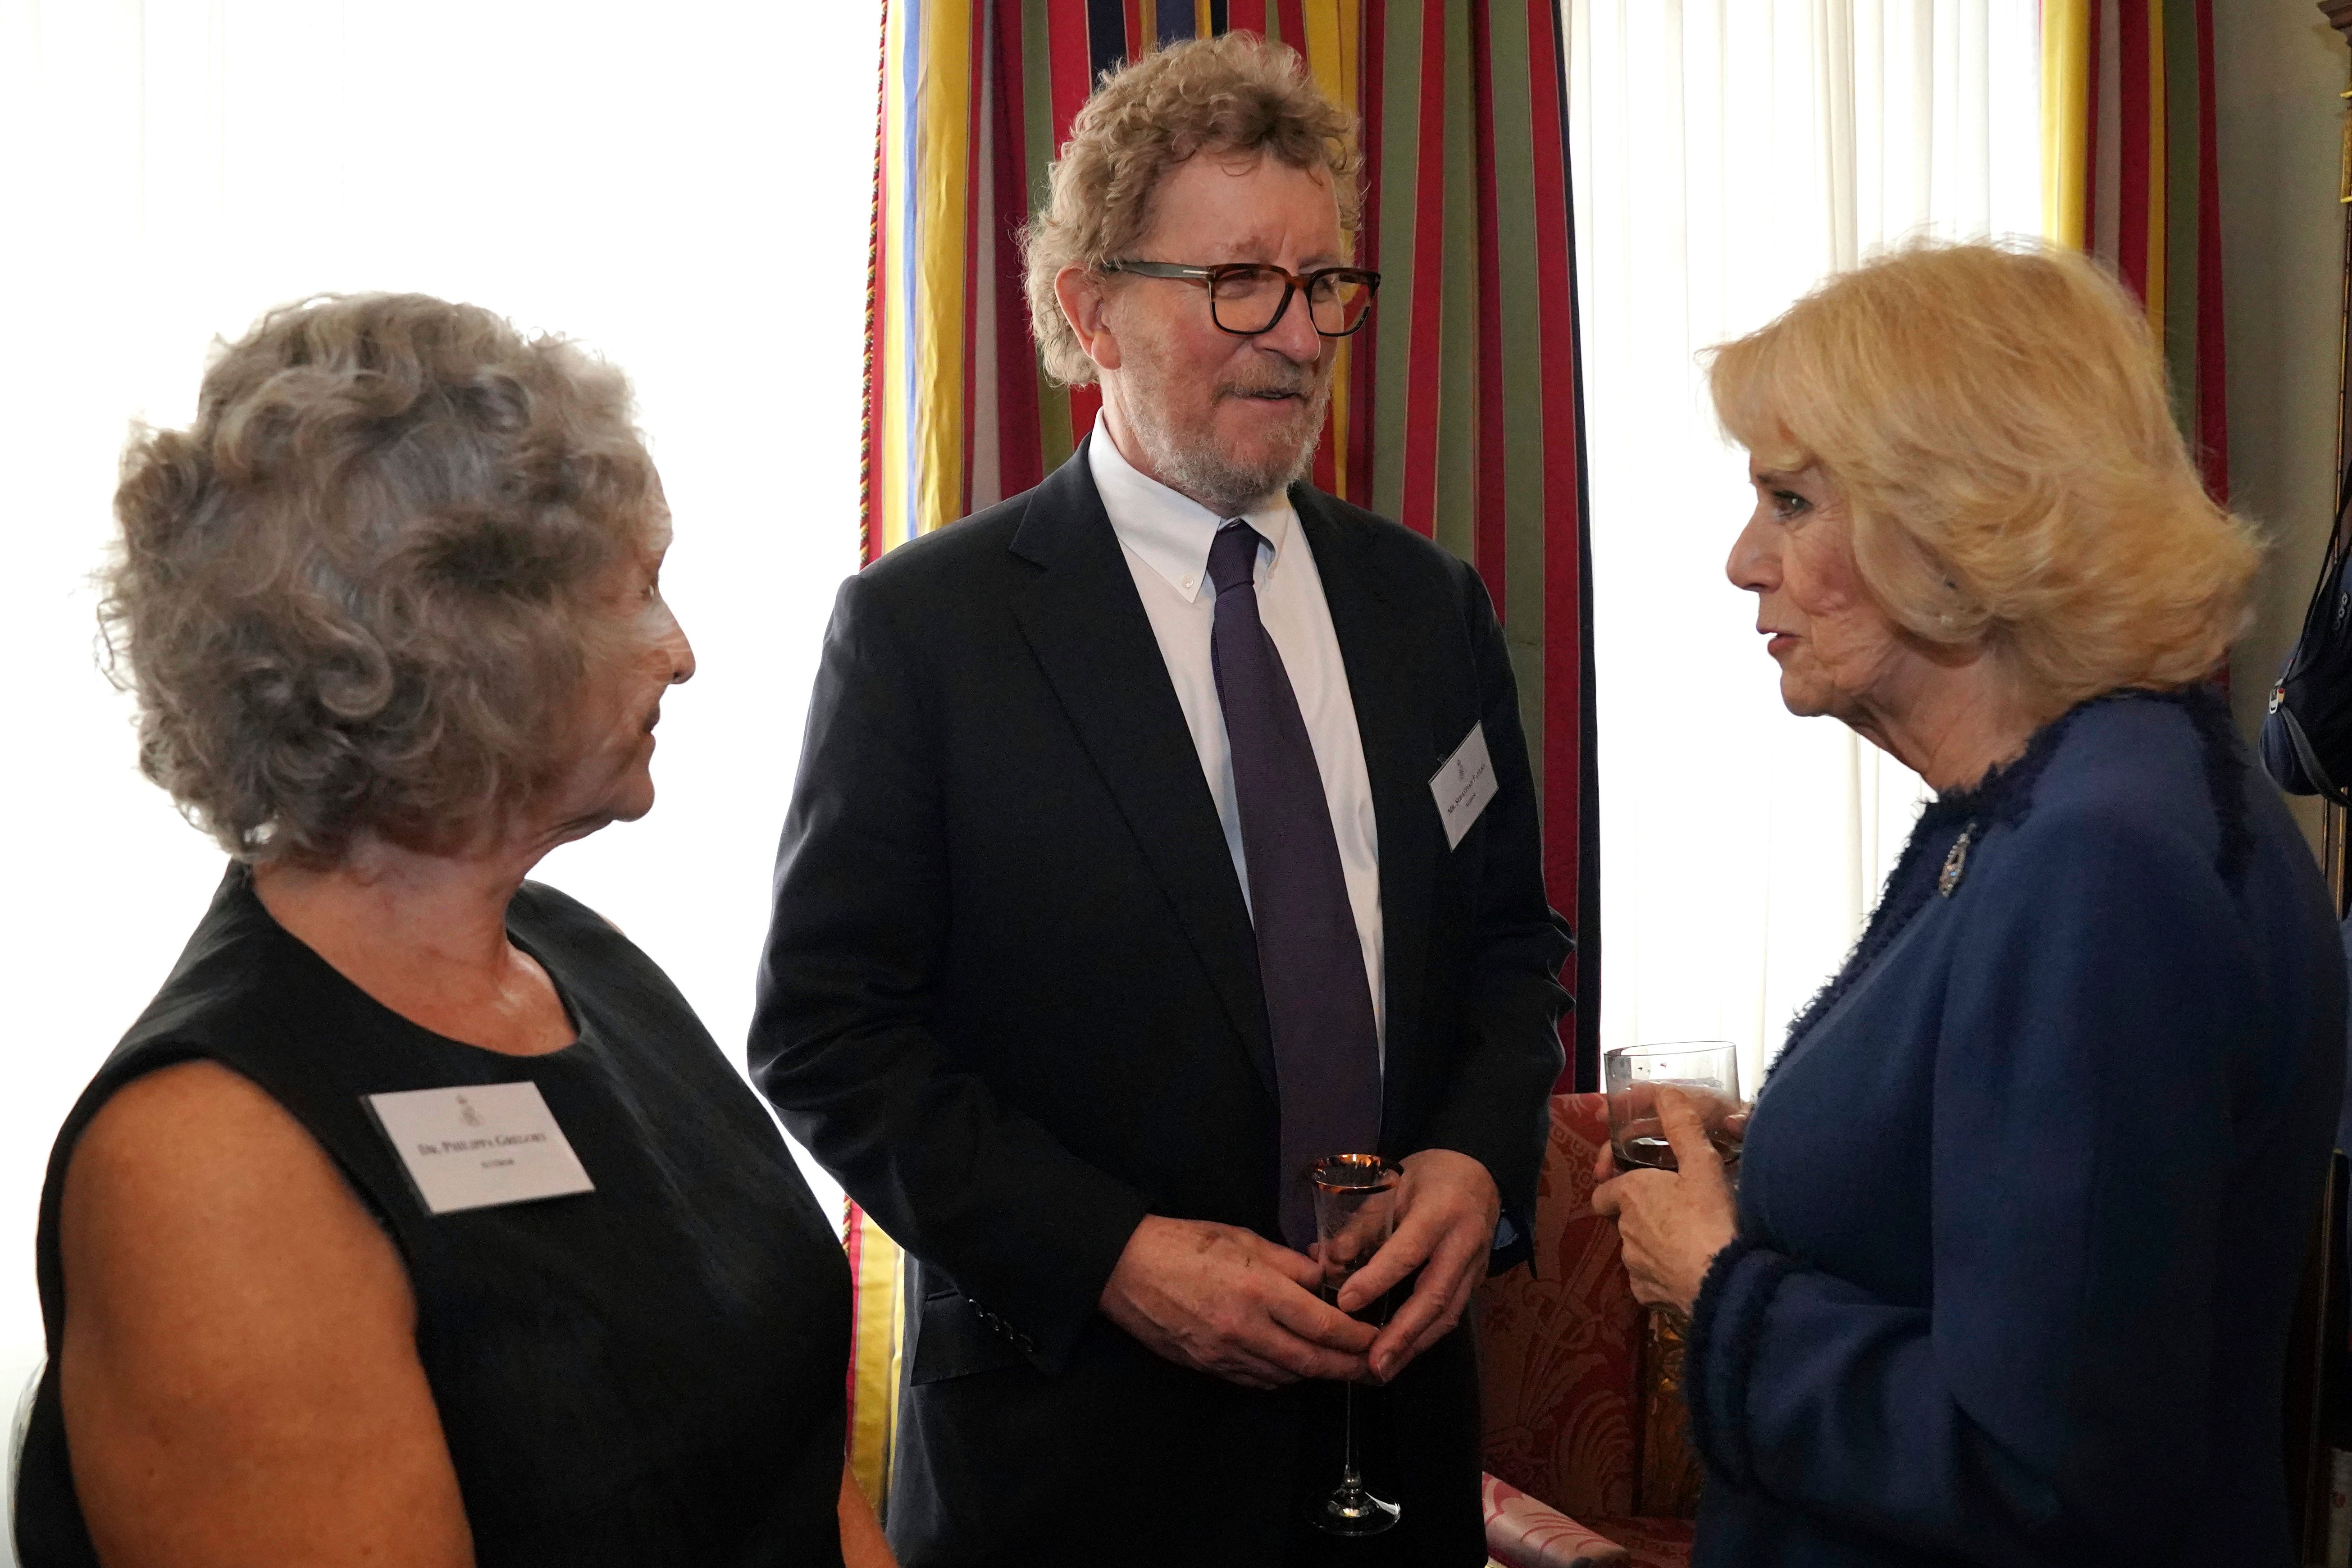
1021, 31, 1363, 386
101, 293, 660, 865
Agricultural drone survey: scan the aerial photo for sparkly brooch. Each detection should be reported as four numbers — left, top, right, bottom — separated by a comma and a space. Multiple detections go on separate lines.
1938, 823, 1975, 898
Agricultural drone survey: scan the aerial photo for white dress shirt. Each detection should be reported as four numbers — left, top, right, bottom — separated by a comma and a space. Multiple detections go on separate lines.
1089, 430, 1386, 1048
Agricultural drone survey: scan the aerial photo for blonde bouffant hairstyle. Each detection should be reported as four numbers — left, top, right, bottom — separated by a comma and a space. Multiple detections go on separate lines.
1707, 240, 2258, 711
1021, 31, 1363, 387
102, 293, 660, 865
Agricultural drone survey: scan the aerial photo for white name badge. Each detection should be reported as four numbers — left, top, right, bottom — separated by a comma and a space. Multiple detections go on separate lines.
363, 1081, 595, 1216
1430, 722, 1499, 850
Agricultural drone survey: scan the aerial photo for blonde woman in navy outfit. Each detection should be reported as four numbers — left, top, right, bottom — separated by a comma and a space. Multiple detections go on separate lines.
1594, 242, 2344, 1566
17, 296, 891, 1568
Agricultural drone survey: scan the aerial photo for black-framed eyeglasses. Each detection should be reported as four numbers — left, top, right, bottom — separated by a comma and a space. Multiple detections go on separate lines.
1103, 260, 1381, 338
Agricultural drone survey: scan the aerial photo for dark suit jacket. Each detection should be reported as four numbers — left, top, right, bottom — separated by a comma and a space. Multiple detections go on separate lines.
750, 442, 1571, 1567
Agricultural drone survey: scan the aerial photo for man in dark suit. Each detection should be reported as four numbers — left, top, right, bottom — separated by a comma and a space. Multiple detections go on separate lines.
751, 32, 1569, 1568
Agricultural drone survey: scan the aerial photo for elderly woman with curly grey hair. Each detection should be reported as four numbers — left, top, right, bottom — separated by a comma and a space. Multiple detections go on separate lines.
16, 296, 892, 1568
1592, 242, 2344, 1565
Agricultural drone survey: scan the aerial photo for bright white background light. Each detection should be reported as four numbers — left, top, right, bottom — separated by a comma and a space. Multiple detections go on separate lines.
0, 0, 880, 1421
1567, 0, 2043, 1097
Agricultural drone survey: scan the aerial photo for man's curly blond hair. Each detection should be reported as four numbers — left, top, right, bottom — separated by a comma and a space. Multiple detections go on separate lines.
1021, 32, 1363, 387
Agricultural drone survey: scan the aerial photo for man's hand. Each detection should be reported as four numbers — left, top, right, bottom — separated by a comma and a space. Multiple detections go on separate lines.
1099, 1215, 1376, 1389
1590, 1087, 1738, 1316
1331, 1149, 1500, 1384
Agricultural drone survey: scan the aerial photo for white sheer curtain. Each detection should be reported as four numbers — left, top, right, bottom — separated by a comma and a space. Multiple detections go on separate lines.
0, 0, 878, 1408
1565, 0, 2043, 1094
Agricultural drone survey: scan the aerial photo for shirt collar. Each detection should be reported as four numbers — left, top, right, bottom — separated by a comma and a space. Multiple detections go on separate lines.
1087, 427, 1295, 604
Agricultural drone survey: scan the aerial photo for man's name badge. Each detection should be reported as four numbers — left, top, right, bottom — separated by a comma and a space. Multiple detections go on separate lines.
363, 1081, 595, 1216
1431, 721, 1498, 849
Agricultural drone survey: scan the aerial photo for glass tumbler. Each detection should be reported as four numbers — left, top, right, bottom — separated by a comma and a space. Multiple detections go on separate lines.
1602, 1040, 1743, 1172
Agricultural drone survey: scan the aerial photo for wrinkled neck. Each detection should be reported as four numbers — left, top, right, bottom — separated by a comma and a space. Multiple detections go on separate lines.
252, 831, 534, 985
1845, 646, 2048, 794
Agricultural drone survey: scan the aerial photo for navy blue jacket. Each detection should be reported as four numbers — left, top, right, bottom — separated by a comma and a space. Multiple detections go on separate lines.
1687, 691, 2344, 1566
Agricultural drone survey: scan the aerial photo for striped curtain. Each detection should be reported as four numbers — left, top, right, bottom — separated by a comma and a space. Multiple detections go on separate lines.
842, 1192, 906, 1510
2041, 0, 2227, 498
850, 0, 1599, 1513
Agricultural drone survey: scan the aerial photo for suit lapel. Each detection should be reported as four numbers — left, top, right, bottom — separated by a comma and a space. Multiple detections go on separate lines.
1010, 444, 1277, 1099
1294, 489, 1441, 1117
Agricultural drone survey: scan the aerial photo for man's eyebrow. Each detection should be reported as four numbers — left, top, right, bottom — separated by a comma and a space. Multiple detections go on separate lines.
1198, 237, 1349, 270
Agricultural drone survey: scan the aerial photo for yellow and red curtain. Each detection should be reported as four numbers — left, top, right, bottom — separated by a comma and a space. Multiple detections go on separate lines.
840, 1192, 906, 1511
2042, 0, 2227, 498
852, 0, 1600, 1512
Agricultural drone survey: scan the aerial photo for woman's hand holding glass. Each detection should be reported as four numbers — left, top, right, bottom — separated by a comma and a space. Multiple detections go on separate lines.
1606, 1080, 1749, 1172
1590, 1088, 1741, 1317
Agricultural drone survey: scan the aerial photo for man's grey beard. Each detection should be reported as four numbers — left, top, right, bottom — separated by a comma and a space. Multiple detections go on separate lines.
1121, 367, 1332, 519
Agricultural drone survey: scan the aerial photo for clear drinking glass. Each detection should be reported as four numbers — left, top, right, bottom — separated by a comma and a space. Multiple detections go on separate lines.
1603, 1041, 1744, 1172
1308, 1154, 1402, 1536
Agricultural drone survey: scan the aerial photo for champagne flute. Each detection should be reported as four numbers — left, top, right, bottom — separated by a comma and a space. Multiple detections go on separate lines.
1308, 1154, 1401, 1537
1603, 1040, 1744, 1171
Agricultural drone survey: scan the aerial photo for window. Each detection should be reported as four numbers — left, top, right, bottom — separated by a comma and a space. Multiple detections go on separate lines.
1, 0, 881, 1376
1567, 0, 2043, 1092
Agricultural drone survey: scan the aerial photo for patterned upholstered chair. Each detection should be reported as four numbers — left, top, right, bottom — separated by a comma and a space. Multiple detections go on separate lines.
1477, 1092, 1700, 1568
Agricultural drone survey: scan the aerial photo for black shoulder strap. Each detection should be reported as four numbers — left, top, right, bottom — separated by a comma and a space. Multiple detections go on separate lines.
2277, 702, 2352, 809
2282, 457, 2352, 689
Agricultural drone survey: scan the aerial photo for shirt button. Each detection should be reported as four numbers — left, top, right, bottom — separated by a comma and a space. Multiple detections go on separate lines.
1181, 575, 1196, 592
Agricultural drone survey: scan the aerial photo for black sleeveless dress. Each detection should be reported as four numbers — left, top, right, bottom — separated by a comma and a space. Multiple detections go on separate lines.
16, 868, 852, 1567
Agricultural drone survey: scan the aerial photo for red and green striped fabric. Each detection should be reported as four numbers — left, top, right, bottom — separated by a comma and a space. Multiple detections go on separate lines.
2042, 0, 2227, 500
861, 0, 1599, 1088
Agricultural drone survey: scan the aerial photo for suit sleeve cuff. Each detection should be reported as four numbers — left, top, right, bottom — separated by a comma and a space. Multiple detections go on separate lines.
1685, 1237, 1800, 1487
997, 1182, 1154, 1376
1486, 1209, 1533, 1276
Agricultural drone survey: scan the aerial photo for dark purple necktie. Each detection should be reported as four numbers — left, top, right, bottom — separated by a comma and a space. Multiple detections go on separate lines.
1207, 520, 1383, 1249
